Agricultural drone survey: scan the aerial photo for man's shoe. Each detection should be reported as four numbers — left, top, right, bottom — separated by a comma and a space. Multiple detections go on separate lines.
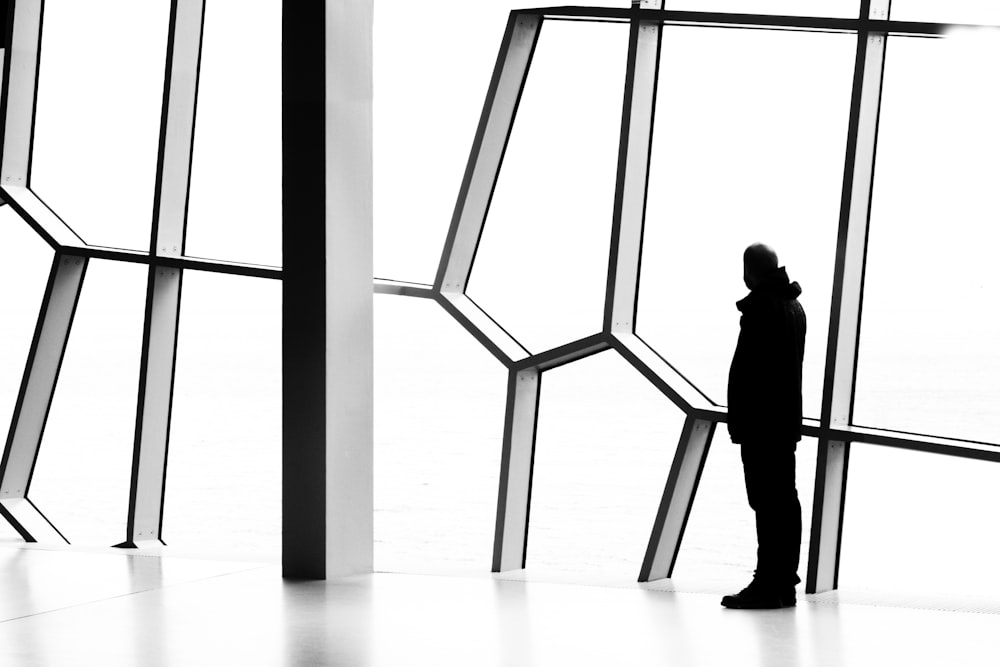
721, 582, 795, 609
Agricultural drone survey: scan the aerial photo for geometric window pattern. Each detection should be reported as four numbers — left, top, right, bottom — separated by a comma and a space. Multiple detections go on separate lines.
0, 0, 278, 550
2, 0, 998, 596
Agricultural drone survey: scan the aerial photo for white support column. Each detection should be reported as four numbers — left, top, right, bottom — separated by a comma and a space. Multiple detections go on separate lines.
493, 368, 541, 572
434, 13, 541, 295
604, 14, 661, 334
639, 417, 715, 582
807, 0, 890, 594
283, 0, 373, 579
120, 0, 205, 548
0, 254, 86, 543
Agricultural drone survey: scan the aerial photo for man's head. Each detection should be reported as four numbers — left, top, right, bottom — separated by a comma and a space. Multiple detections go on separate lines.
743, 243, 779, 290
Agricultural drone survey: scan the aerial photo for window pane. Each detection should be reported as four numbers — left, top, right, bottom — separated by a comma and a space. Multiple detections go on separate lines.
164, 271, 281, 561
854, 34, 1000, 442
373, 4, 624, 284
527, 352, 686, 580
890, 1, 1000, 25
675, 436, 816, 590
841, 446, 1000, 599
30, 260, 148, 545
32, 0, 170, 251
466, 21, 627, 354
374, 295, 506, 574
638, 27, 855, 415
185, 0, 281, 267
660, 0, 859, 18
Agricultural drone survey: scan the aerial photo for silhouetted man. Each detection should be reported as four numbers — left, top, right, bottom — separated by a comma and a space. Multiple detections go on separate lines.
722, 243, 805, 610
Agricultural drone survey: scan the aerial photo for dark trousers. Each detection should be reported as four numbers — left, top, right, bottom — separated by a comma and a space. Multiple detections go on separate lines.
740, 441, 802, 588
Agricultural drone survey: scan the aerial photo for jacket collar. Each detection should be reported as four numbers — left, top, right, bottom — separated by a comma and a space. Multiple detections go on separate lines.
737, 267, 801, 312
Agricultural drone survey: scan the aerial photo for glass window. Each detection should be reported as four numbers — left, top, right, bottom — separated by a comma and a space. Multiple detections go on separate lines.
841, 445, 1000, 598
660, 0, 859, 19
0, 208, 54, 412
373, 295, 507, 574
31, 0, 170, 252
527, 352, 686, 579
466, 20, 628, 354
163, 271, 281, 561
854, 33, 1000, 442
890, 2, 1000, 25
29, 260, 148, 545
373, 4, 623, 284
638, 26, 855, 416
675, 436, 817, 588
185, 0, 281, 267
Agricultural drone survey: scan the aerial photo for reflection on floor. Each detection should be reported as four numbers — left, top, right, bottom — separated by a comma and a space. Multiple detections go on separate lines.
0, 543, 997, 666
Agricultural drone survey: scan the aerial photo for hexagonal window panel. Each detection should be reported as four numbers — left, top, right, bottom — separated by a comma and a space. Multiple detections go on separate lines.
30, 0, 171, 252
853, 34, 1000, 443
464, 19, 628, 354
527, 351, 687, 578
29, 260, 148, 545
637, 26, 856, 418
185, 0, 281, 268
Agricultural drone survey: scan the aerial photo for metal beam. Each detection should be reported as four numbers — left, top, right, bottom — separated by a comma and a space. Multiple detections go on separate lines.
0, 0, 41, 192
374, 278, 435, 298
119, 0, 205, 548
511, 333, 609, 372
0, 183, 83, 249
807, 0, 890, 594
611, 333, 714, 415
604, 10, 661, 334
0, 253, 87, 543
434, 13, 541, 294
493, 367, 541, 572
639, 416, 715, 581
436, 292, 529, 365
516, 6, 987, 36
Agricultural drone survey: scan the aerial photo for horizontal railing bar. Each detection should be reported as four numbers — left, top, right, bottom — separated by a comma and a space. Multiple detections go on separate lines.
68, 245, 283, 279
512, 332, 610, 372
516, 7, 998, 35
677, 408, 999, 460
846, 423, 1000, 450
374, 278, 435, 298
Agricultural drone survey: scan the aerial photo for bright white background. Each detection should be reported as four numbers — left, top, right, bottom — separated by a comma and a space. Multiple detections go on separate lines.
1, 0, 1000, 601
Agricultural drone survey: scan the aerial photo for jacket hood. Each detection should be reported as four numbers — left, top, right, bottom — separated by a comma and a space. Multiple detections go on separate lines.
737, 266, 801, 311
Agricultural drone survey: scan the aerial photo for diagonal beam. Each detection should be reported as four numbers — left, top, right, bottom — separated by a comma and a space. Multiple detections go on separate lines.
119, 0, 205, 548
639, 416, 715, 582
434, 13, 541, 294
807, 0, 891, 594
0, 253, 87, 543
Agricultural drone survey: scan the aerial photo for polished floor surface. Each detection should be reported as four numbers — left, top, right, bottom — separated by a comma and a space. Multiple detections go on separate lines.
0, 544, 998, 666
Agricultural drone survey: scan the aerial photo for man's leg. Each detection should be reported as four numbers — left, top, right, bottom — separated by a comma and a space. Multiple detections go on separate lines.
723, 441, 800, 608
743, 441, 801, 588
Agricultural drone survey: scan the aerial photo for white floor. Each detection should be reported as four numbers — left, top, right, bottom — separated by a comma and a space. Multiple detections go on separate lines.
0, 544, 998, 667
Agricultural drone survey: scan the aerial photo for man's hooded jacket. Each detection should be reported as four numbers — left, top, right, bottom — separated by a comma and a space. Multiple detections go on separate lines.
727, 267, 806, 445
